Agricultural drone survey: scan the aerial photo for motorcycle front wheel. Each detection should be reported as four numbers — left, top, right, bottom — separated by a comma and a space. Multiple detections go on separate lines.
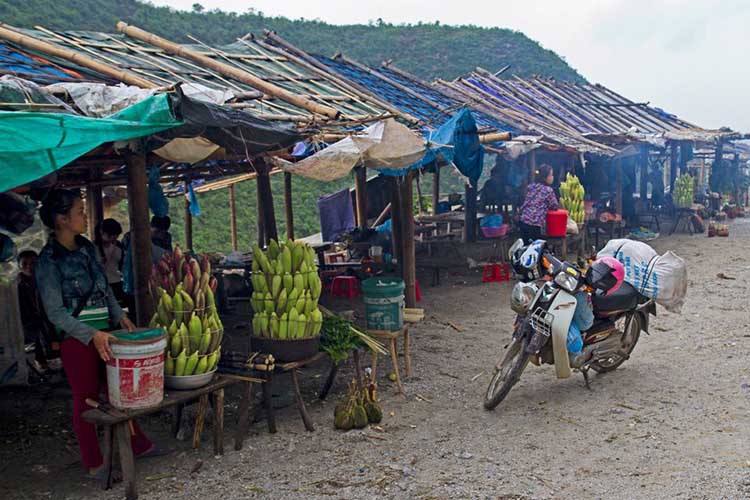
483, 336, 530, 410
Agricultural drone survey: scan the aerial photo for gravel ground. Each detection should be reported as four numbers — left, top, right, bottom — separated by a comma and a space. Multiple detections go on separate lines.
2, 218, 750, 500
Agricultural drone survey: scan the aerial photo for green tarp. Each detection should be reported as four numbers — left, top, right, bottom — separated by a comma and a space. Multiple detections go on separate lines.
0, 94, 182, 193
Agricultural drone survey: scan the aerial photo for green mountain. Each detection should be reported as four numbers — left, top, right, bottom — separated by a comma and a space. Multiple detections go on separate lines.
0, 0, 584, 82
2, 0, 583, 251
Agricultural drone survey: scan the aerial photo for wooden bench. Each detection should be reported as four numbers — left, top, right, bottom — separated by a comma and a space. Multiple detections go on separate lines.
82, 377, 237, 500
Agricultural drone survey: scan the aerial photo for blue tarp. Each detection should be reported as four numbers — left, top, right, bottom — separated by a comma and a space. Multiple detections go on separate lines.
378, 108, 485, 184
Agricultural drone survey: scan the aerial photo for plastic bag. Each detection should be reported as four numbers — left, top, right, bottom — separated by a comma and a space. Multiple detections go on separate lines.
598, 239, 687, 312
566, 217, 579, 235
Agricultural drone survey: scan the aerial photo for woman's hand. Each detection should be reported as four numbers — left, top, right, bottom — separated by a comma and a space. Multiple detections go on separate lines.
92, 331, 116, 362
120, 316, 136, 332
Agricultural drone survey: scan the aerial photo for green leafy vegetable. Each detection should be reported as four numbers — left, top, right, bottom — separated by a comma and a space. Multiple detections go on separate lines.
320, 315, 361, 363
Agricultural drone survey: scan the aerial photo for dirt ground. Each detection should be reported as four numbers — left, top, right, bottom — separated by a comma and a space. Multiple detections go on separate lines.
2, 219, 750, 500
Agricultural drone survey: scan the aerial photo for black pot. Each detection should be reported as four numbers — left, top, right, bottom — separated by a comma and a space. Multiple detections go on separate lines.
250, 336, 321, 363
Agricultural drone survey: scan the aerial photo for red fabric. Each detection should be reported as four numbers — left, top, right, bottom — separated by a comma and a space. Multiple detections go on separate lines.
60, 338, 152, 469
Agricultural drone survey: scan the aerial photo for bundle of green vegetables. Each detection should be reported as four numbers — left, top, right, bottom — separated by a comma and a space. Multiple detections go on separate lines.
320, 315, 361, 363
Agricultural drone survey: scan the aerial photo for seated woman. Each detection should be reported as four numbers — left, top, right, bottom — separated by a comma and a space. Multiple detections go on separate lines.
35, 189, 159, 481
519, 164, 559, 243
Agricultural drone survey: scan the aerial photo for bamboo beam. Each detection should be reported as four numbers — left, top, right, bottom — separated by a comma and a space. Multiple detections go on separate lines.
355, 166, 368, 229
229, 184, 238, 251
0, 23, 156, 88
283, 172, 294, 240
261, 31, 419, 124
125, 153, 154, 326
116, 22, 340, 119
372, 203, 391, 228
479, 132, 512, 143
184, 181, 193, 251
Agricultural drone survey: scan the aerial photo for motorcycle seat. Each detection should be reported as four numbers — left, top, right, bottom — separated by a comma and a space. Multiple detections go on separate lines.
592, 281, 640, 314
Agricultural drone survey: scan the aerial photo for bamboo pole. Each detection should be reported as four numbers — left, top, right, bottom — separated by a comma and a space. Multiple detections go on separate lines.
0, 23, 156, 88
260, 31, 419, 124
229, 184, 238, 251
283, 172, 294, 240
372, 203, 391, 228
116, 22, 340, 119
479, 132, 512, 143
354, 167, 368, 229
126, 153, 154, 326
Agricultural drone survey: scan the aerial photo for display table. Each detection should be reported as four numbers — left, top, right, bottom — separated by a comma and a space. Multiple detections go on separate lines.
82, 377, 238, 500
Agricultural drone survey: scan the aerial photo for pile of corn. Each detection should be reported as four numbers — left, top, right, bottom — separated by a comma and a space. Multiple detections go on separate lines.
250, 239, 323, 339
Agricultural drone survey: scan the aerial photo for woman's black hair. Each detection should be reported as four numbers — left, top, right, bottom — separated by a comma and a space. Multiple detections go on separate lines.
39, 189, 81, 229
17, 249, 38, 263
534, 164, 554, 184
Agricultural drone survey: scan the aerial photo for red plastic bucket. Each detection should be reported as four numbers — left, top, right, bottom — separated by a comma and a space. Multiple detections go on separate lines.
546, 210, 569, 237
106, 335, 167, 410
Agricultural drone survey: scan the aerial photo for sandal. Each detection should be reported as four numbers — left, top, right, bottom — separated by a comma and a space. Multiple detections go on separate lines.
87, 466, 122, 484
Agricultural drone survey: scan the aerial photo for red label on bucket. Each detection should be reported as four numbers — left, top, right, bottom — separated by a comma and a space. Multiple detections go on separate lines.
107, 352, 165, 409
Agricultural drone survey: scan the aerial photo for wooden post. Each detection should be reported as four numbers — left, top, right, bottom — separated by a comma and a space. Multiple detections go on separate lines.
256, 182, 265, 247
415, 172, 425, 214
615, 159, 623, 216
669, 141, 679, 192
432, 165, 440, 215
354, 166, 368, 229
184, 181, 193, 252
283, 172, 294, 240
228, 184, 238, 251
255, 159, 277, 245
125, 153, 153, 327
86, 172, 103, 240
639, 147, 649, 201
463, 182, 478, 243
400, 173, 417, 308
390, 177, 403, 267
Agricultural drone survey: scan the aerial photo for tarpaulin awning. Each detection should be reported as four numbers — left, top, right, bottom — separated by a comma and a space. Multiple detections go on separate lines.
274, 108, 485, 183
0, 93, 182, 193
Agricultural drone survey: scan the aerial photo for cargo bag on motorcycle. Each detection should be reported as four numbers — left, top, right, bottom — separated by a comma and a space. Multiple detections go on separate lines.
597, 239, 687, 313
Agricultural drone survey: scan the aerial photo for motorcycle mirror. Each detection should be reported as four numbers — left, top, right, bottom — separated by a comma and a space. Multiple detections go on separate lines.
508, 238, 524, 260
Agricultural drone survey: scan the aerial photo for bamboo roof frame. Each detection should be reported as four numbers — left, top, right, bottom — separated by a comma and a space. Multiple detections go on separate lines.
0, 23, 396, 127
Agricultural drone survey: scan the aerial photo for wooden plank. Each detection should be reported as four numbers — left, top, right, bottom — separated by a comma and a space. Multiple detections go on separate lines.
125, 153, 153, 326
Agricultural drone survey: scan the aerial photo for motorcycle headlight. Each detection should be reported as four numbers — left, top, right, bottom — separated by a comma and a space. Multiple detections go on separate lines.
510, 281, 538, 314
554, 271, 580, 293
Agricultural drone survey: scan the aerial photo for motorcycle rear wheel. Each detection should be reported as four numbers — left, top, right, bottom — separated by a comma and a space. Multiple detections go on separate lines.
484, 336, 530, 410
591, 312, 641, 373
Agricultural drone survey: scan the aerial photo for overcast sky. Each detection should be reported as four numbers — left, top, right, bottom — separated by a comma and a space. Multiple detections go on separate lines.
150, 0, 750, 132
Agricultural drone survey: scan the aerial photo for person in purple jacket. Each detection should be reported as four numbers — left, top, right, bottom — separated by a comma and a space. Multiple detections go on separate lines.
519, 164, 559, 243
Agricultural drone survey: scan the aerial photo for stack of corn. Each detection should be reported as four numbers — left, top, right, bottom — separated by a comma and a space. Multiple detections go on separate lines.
150, 246, 223, 376
559, 174, 586, 224
250, 239, 323, 339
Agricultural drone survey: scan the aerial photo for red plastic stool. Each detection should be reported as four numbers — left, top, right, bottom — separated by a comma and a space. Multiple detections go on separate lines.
482, 263, 511, 283
331, 276, 359, 298
415, 279, 421, 302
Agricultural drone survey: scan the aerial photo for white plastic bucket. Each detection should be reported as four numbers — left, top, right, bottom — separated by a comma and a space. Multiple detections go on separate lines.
106, 337, 168, 410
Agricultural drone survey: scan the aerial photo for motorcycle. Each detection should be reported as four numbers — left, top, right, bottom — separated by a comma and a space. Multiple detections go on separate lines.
483, 239, 656, 410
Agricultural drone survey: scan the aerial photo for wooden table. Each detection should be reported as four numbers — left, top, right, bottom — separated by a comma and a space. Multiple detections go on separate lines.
669, 208, 696, 235
82, 377, 237, 500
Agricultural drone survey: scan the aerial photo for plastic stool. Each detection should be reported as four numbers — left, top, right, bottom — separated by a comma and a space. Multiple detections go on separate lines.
482, 263, 511, 283
331, 276, 359, 298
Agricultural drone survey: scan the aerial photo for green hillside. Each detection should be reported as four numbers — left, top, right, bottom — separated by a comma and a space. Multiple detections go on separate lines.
2, 0, 582, 251
0, 0, 584, 82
